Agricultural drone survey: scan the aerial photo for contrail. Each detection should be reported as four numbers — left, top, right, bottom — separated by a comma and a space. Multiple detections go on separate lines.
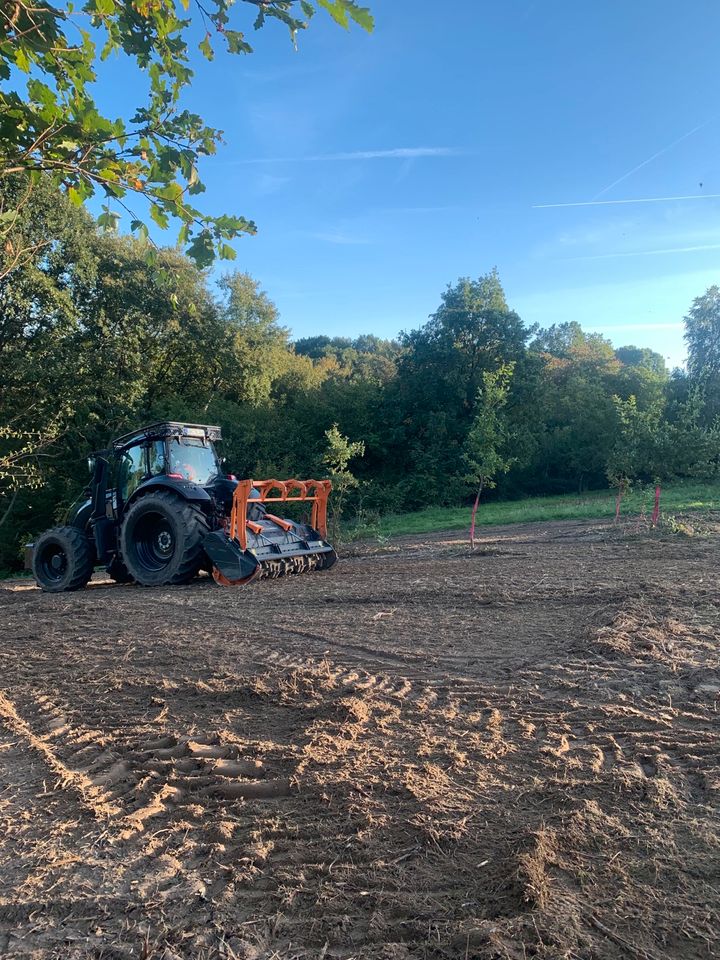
592, 119, 713, 199
533, 193, 720, 209
563, 242, 720, 260
235, 147, 458, 164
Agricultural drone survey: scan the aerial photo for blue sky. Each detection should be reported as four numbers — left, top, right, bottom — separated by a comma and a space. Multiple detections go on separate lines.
103, 0, 720, 367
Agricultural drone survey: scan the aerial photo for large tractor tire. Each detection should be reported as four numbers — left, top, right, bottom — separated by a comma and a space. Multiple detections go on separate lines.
120, 491, 209, 587
32, 525, 94, 593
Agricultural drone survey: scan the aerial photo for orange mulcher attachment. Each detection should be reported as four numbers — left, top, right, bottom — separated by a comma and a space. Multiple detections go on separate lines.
203, 478, 337, 586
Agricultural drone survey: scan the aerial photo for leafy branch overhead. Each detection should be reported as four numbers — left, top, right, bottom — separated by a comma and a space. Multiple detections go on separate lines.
0, 0, 373, 267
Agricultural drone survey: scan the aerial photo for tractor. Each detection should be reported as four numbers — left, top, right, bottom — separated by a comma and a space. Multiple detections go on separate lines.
27, 422, 336, 592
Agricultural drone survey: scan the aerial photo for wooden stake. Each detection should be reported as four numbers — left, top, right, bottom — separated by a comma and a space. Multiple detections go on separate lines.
470, 481, 483, 550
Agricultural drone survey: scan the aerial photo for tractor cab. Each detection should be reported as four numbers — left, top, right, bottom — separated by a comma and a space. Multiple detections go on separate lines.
111, 422, 224, 501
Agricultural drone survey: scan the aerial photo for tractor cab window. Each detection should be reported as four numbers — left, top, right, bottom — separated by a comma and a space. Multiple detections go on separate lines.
118, 444, 147, 500
168, 437, 219, 485
148, 440, 167, 476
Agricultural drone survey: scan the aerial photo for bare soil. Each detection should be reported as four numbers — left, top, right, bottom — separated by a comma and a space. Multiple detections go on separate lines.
0, 517, 718, 959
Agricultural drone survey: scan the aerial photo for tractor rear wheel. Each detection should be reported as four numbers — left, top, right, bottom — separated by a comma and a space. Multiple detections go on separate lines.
32, 525, 94, 593
120, 491, 209, 587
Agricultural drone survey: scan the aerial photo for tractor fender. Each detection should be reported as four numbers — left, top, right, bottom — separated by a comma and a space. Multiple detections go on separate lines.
126, 475, 213, 508
70, 489, 116, 529
69, 497, 93, 530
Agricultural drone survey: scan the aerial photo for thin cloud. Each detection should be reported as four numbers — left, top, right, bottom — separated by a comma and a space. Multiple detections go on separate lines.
562, 242, 720, 261
587, 322, 684, 332
373, 204, 462, 214
533, 193, 720, 209
305, 230, 370, 245
254, 173, 290, 196
235, 147, 459, 164
593, 118, 714, 199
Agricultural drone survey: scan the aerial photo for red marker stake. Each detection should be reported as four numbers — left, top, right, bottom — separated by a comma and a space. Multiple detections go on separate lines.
651, 485, 661, 526
469, 488, 481, 550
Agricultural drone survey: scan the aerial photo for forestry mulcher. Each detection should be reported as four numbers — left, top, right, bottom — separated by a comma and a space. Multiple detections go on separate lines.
27, 422, 336, 592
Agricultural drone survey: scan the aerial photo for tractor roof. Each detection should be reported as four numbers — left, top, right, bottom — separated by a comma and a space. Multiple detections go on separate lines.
112, 422, 222, 449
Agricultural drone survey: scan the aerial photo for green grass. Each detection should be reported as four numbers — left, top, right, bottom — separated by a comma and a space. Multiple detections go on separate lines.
364, 481, 720, 539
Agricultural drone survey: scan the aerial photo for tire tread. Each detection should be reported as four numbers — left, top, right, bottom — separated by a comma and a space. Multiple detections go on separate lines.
32, 525, 94, 593
120, 491, 209, 587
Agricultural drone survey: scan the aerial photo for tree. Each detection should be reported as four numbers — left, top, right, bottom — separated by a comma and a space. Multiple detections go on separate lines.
684, 287, 720, 424
0, 176, 97, 532
0, 1, 373, 271
660, 395, 720, 481
403, 271, 528, 410
523, 324, 622, 493
606, 392, 720, 521
533, 321, 590, 359
463, 364, 515, 549
395, 270, 530, 506
216, 272, 294, 406
322, 424, 365, 541
605, 396, 657, 506
532, 322, 619, 368
615, 345, 668, 377
295, 335, 352, 359
294, 334, 400, 381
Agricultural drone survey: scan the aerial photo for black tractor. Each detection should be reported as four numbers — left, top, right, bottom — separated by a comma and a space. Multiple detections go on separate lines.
27, 422, 336, 592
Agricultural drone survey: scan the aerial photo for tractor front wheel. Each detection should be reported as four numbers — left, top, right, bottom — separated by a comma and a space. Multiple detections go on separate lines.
120, 491, 209, 587
32, 526, 94, 593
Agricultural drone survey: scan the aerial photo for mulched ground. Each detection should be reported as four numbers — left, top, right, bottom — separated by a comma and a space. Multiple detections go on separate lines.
0, 517, 718, 959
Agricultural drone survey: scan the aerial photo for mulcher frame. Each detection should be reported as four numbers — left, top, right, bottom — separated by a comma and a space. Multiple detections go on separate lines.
228, 479, 332, 551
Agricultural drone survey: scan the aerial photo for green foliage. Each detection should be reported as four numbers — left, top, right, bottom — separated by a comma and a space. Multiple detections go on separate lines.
657, 395, 720, 481
0, 0, 373, 271
0, 424, 61, 493
684, 286, 720, 423
606, 391, 719, 493
395, 270, 530, 506
606, 395, 659, 491
316, 0, 374, 30
509, 324, 618, 493
463, 364, 515, 492
217, 272, 294, 406
322, 424, 365, 540
323, 424, 365, 478
533, 321, 615, 363
615, 345, 668, 377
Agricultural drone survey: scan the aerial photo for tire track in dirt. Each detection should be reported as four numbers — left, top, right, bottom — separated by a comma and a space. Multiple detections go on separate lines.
0, 679, 302, 862
2, 518, 720, 958
0, 690, 120, 820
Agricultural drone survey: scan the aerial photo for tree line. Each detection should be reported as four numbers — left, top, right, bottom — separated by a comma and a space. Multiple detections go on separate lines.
1, 175, 719, 570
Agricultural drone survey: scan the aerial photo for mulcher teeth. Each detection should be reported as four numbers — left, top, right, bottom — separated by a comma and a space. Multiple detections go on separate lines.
258, 553, 323, 580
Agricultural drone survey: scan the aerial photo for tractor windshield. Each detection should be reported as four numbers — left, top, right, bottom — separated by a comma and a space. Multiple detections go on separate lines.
168, 437, 220, 485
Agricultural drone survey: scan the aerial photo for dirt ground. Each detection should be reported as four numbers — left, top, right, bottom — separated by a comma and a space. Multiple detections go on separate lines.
0, 518, 718, 960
